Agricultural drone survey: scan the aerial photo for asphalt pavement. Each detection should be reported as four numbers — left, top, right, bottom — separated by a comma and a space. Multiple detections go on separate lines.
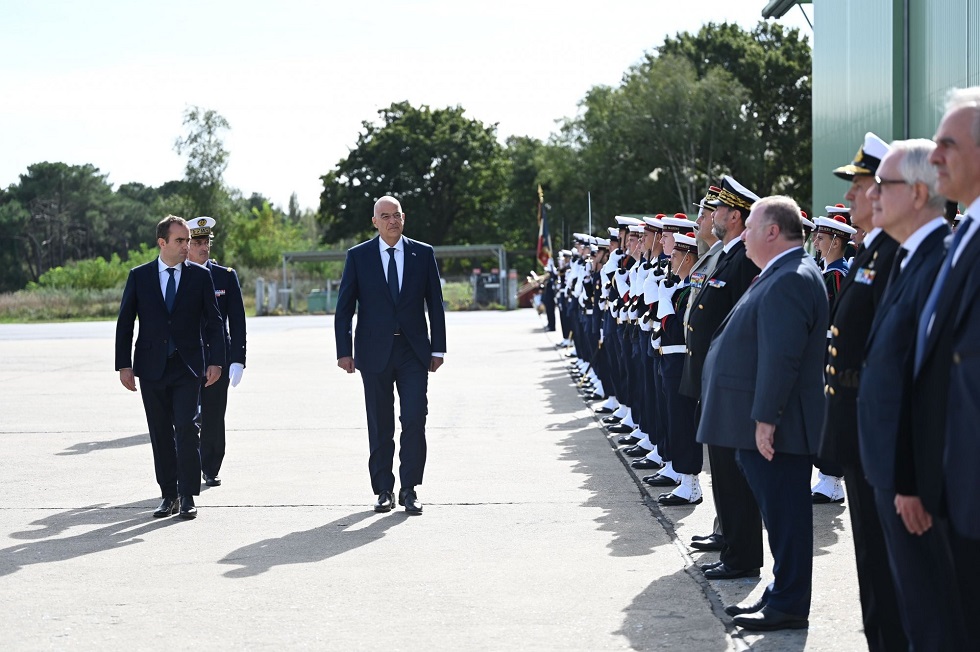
0, 310, 863, 650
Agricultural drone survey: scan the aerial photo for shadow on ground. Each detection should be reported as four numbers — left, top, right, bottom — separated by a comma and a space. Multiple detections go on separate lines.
57, 433, 148, 456
0, 500, 179, 577
217, 510, 407, 578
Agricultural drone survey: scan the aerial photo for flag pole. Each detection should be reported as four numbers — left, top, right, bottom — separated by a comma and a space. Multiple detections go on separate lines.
587, 191, 592, 235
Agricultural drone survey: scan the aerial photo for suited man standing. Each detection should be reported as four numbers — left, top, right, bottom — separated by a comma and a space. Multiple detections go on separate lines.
335, 196, 447, 515
683, 175, 763, 580
699, 196, 827, 631
902, 87, 980, 646
857, 139, 963, 649
186, 217, 247, 488
115, 215, 225, 519
815, 132, 905, 652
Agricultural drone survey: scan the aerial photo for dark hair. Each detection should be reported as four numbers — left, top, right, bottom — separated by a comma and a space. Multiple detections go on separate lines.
156, 215, 186, 242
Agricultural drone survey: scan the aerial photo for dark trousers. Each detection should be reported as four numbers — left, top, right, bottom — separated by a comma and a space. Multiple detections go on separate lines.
951, 527, 980, 648
874, 488, 968, 650
139, 355, 203, 498
543, 295, 556, 331
841, 467, 907, 652
709, 444, 763, 571
661, 362, 700, 474
737, 449, 812, 618
200, 369, 230, 478
360, 336, 428, 494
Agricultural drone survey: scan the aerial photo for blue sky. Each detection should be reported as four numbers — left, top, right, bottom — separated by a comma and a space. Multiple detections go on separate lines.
0, 1, 812, 211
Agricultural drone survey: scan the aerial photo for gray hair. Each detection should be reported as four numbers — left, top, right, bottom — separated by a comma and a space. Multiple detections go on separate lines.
754, 195, 804, 243
889, 139, 947, 212
945, 86, 980, 144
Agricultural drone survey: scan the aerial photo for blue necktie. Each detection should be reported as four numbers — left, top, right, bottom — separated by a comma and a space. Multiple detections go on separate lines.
386, 247, 399, 302
914, 216, 972, 371
165, 268, 177, 356
165, 268, 176, 312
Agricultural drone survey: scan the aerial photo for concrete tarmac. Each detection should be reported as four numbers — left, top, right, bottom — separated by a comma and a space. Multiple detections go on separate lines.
0, 310, 863, 650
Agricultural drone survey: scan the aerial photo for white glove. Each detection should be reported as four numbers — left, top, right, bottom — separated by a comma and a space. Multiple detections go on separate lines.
229, 362, 245, 387
657, 283, 681, 319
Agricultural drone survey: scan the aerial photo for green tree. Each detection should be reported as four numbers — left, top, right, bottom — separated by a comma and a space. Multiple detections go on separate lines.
174, 106, 232, 218
659, 22, 813, 210
318, 101, 508, 246
224, 201, 313, 269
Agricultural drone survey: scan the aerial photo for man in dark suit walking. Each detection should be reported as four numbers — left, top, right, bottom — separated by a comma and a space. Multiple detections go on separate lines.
857, 139, 964, 649
115, 215, 225, 519
186, 217, 247, 488
335, 196, 447, 515
699, 196, 827, 631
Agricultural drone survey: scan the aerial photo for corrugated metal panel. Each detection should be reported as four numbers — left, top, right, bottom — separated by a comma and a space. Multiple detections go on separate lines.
811, 0, 980, 210
812, 0, 897, 211
909, 0, 969, 138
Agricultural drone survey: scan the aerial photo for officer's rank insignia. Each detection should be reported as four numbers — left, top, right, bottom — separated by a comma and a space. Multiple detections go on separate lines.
854, 268, 876, 285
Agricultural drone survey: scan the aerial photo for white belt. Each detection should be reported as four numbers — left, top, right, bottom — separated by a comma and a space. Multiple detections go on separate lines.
660, 345, 687, 355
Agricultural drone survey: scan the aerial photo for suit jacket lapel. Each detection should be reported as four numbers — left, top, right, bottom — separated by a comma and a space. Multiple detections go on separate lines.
921, 229, 980, 361
951, 231, 980, 330
399, 238, 418, 305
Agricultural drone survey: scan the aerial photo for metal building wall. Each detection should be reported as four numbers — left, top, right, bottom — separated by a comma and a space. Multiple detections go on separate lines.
812, 0, 901, 210
812, 0, 980, 211
908, 0, 980, 138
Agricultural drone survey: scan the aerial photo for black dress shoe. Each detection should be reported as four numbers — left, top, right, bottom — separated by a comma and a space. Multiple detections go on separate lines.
724, 590, 771, 617
374, 490, 395, 513
811, 492, 844, 504
690, 533, 725, 551
699, 560, 724, 571
203, 475, 222, 487
607, 423, 634, 434
398, 487, 423, 515
643, 473, 680, 486
658, 493, 703, 506
602, 415, 622, 424
692, 532, 719, 541
623, 444, 650, 456
703, 563, 760, 580
617, 434, 640, 445
152, 497, 179, 518
178, 495, 197, 519
732, 606, 808, 631
631, 457, 662, 469
584, 393, 605, 401
594, 407, 615, 414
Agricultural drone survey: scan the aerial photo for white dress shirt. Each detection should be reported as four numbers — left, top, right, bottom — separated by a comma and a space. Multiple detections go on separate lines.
378, 236, 404, 290
157, 257, 182, 299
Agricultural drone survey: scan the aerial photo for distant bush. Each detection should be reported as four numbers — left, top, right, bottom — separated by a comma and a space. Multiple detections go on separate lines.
29, 244, 158, 291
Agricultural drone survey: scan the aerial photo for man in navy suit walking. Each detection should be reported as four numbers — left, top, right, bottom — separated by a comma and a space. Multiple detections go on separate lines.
115, 215, 225, 519
335, 196, 447, 515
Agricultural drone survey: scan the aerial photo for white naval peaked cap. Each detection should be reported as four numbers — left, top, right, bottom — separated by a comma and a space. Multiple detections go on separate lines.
189, 216, 216, 238
627, 225, 645, 233
814, 216, 857, 236
642, 216, 664, 230
614, 216, 644, 226
672, 233, 698, 252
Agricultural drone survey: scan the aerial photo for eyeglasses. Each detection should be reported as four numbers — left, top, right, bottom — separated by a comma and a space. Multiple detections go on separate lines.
874, 176, 909, 190
378, 212, 403, 221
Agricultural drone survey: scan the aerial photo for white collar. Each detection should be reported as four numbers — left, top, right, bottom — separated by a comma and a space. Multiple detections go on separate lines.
863, 227, 883, 247
759, 246, 803, 277
723, 237, 742, 253
378, 236, 404, 254
900, 216, 947, 258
